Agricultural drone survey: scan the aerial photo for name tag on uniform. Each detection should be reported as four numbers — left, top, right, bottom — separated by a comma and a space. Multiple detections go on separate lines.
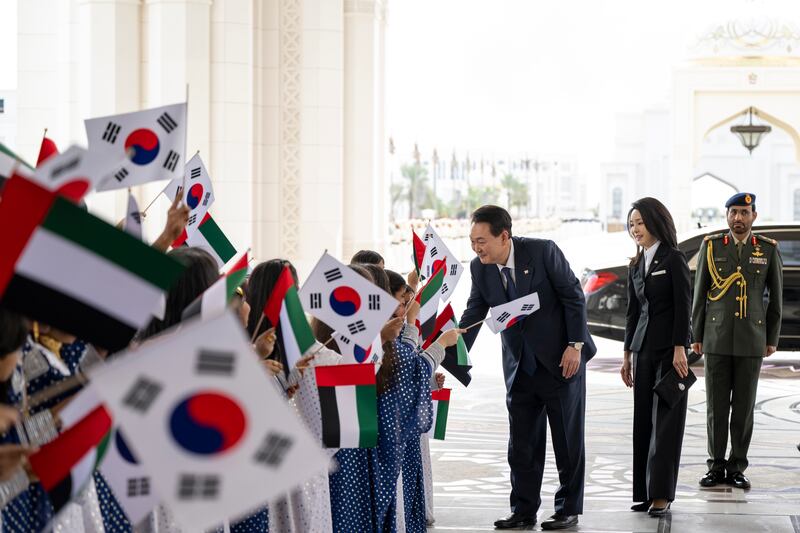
714, 257, 728, 262
749, 257, 767, 265
651, 269, 667, 276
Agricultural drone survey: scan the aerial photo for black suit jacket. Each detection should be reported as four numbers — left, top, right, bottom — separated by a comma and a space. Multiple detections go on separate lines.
454, 236, 597, 391
624, 244, 691, 353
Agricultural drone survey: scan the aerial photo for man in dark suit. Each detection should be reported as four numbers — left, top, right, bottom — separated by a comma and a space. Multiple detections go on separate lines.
452, 205, 596, 530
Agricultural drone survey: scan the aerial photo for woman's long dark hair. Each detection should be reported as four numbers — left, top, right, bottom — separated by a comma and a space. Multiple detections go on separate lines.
361, 265, 398, 395
139, 247, 219, 340
627, 197, 678, 267
246, 259, 296, 367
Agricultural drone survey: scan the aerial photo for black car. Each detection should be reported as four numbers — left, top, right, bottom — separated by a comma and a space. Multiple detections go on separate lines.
581, 224, 800, 350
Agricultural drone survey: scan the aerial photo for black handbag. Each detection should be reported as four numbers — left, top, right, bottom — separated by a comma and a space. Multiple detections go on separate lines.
653, 367, 696, 408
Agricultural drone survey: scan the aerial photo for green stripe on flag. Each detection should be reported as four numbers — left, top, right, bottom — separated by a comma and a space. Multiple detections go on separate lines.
225, 269, 247, 302
456, 335, 469, 366
40, 198, 185, 290
420, 266, 444, 305
434, 399, 449, 440
199, 217, 236, 264
93, 430, 112, 468
0, 143, 34, 170
285, 285, 316, 354
356, 384, 378, 448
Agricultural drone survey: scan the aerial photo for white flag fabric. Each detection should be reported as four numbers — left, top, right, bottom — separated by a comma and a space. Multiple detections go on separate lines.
32, 145, 121, 202
123, 193, 143, 240
99, 428, 160, 525
333, 331, 383, 365
89, 312, 328, 532
299, 253, 397, 349
86, 103, 187, 191
161, 153, 215, 237
486, 292, 541, 334
420, 224, 463, 302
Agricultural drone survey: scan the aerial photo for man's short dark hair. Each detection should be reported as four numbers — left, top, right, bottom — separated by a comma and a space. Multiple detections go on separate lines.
350, 250, 384, 266
471, 205, 512, 237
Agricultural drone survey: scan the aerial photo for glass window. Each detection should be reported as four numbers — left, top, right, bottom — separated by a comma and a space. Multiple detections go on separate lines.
777, 238, 800, 267
611, 187, 622, 219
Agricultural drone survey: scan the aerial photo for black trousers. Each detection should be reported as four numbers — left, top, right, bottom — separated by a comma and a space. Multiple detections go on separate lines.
506, 364, 585, 516
632, 347, 687, 502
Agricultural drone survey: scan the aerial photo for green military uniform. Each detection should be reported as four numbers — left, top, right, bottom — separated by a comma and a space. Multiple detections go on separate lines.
692, 228, 783, 475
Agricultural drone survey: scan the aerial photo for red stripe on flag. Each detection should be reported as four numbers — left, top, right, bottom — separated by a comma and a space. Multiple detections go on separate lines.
0, 175, 56, 294
412, 231, 425, 274
431, 388, 451, 402
28, 405, 113, 491
421, 303, 455, 349
315, 363, 376, 387
171, 228, 188, 248
226, 250, 249, 276
36, 137, 59, 167
264, 265, 294, 325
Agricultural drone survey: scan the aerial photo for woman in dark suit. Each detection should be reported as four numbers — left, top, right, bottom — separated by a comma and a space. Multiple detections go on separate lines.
620, 197, 691, 517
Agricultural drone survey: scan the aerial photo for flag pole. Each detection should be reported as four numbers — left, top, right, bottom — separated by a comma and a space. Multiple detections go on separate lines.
462, 318, 487, 331
308, 334, 336, 357
250, 314, 267, 344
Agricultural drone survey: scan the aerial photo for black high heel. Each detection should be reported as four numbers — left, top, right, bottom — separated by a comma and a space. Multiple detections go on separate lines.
648, 502, 671, 517
630, 500, 651, 512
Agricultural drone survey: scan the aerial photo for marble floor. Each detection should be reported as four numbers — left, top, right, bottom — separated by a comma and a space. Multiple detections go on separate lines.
428, 334, 800, 532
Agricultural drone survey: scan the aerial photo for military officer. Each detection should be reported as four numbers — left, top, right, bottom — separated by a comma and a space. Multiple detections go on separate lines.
691, 192, 783, 490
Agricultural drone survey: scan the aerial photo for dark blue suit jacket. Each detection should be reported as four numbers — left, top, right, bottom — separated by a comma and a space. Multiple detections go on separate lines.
456, 236, 597, 391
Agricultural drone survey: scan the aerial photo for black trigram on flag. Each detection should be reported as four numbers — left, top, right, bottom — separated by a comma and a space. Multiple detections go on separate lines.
187, 213, 197, 226
441, 283, 449, 295
202, 193, 211, 206
130, 212, 142, 224
177, 474, 220, 500
424, 232, 434, 241
127, 477, 151, 497
163, 150, 180, 172
337, 335, 351, 345
122, 377, 163, 413
114, 168, 129, 183
102, 122, 121, 144
496, 312, 511, 323
521, 303, 535, 312
324, 268, 343, 282
450, 264, 458, 276
309, 293, 322, 309
190, 167, 201, 179
157, 112, 178, 134
430, 246, 439, 257
253, 432, 294, 467
368, 294, 380, 310
347, 320, 367, 335
196, 349, 235, 376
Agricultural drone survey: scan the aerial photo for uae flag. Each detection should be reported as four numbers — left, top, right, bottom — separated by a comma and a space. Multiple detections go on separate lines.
264, 265, 316, 368
182, 251, 249, 321
487, 292, 541, 334
172, 212, 237, 268
37, 135, 59, 166
412, 230, 426, 276
28, 386, 113, 513
428, 388, 451, 440
0, 175, 185, 351
316, 364, 378, 448
415, 260, 446, 342
421, 303, 455, 350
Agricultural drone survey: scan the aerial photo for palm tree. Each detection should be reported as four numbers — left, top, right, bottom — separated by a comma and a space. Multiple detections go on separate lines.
400, 163, 430, 219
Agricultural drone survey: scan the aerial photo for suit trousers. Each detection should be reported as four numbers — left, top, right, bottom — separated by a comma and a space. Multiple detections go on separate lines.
506, 364, 585, 516
632, 347, 687, 502
704, 353, 762, 474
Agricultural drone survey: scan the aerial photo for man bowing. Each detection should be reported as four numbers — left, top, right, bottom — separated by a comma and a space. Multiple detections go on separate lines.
453, 205, 596, 530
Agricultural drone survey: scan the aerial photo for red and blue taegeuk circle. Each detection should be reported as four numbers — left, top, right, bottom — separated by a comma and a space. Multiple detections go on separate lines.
353, 343, 372, 363
115, 430, 139, 464
506, 315, 527, 328
168, 391, 247, 456
124, 128, 160, 165
187, 183, 204, 209
329, 286, 361, 316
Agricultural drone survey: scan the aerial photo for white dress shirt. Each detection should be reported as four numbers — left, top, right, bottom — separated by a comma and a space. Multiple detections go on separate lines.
643, 240, 660, 272
497, 240, 516, 288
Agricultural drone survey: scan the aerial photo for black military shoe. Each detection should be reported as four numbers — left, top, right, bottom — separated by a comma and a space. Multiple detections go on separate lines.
727, 471, 751, 489
699, 470, 726, 487
493, 512, 536, 529
541, 514, 578, 530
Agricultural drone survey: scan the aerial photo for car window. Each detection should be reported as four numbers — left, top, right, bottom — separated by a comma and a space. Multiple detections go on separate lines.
776, 236, 800, 266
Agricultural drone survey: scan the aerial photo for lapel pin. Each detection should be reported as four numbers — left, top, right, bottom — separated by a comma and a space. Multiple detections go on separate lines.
524, 269, 529, 275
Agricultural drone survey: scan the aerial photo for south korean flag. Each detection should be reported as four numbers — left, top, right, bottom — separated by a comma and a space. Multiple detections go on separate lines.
89, 313, 328, 532
333, 331, 383, 366
161, 153, 215, 237
86, 103, 187, 191
420, 224, 463, 303
299, 252, 396, 349
486, 292, 541, 334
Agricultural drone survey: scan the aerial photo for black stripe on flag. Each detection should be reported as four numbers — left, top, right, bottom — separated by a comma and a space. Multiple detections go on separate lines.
318, 386, 340, 448
420, 315, 436, 343
102, 122, 121, 144
190, 167, 201, 179
47, 474, 73, 513
157, 112, 178, 133
1, 274, 137, 352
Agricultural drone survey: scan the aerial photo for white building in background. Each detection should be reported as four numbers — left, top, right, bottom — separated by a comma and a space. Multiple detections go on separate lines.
15, 0, 389, 271
0, 90, 16, 148
601, 14, 800, 231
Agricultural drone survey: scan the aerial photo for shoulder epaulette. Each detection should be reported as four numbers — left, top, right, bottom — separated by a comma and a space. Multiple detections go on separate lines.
703, 233, 725, 242
755, 234, 777, 246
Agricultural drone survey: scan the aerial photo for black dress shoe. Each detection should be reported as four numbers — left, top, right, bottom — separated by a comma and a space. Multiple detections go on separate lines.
493, 512, 536, 529
699, 470, 726, 487
541, 514, 578, 530
727, 471, 751, 489
648, 502, 671, 517
630, 501, 652, 512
